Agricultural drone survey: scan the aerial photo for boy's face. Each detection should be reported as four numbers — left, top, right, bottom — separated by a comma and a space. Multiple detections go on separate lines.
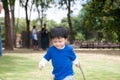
51, 37, 67, 49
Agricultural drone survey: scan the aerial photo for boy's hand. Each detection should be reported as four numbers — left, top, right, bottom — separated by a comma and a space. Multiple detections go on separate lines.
75, 62, 80, 68
38, 64, 43, 70
38, 58, 48, 70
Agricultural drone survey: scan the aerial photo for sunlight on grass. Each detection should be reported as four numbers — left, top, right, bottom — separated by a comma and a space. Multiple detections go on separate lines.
0, 52, 120, 80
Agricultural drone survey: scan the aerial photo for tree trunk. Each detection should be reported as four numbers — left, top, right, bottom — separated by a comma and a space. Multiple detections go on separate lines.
4, 1, 13, 50
25, 2, 30, 48
11, 4, 16, 48
67, 0, 73, 44
26, 19, 30, 48
36, 6, 42, 29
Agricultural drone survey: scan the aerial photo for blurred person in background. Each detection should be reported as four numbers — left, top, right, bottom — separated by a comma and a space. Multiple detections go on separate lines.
0, 0, 2, 13
0, 0, 2, 56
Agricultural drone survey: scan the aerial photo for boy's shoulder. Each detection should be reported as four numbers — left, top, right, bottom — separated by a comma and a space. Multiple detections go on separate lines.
65, 44, 73, 49
48, 45, 55, 50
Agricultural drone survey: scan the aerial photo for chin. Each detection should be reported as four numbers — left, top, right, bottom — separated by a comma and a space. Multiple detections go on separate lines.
55, 47, 60, 49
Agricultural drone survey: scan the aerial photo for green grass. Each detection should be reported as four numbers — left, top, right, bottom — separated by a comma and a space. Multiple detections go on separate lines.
0, 52, 120, 80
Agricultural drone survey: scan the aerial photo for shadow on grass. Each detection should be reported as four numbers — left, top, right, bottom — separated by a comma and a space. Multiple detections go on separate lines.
0, 55, 37, 79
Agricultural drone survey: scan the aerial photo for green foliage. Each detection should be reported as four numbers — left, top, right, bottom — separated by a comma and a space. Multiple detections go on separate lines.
15, 18, 26, 33
30, 19, 40, 31
72, 15, 94, 41
79, 0, 120, 42
46, 20, 58, 31
75, 33, 85, 41
14, 18, 58, 33
2, 0, 119, 45
0, 17, 5, 40
2, 0, 9, 10
34, 0, 53, 28
60, 18, 69, 28
9, 0, 15, 6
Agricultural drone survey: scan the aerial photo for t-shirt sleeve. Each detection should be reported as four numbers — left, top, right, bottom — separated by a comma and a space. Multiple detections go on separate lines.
69, 47, 77, 61
44, 49, 52, 61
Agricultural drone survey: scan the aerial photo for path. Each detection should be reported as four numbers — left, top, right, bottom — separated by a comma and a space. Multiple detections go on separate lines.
2, 48, 120, 55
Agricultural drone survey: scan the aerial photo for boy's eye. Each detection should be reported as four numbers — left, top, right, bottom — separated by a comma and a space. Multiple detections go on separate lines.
52, 41, 62, 43
53, 41, 57, 43
59, 41, 62, 43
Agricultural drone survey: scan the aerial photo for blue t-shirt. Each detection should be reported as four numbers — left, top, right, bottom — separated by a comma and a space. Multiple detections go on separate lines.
44, 44, 76, 80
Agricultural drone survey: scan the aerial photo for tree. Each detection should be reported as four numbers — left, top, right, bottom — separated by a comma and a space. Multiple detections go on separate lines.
54, 0, 78, 44
102, 0, 120, 42
9, 0, 16, 47
81, 0, 120, 42
72, 12, 93, 41
34, 0, 52, 29
19, 0, 34, 48
2, 0, 14, 50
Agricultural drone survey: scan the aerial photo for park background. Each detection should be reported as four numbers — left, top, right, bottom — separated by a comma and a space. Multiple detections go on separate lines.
0, 0, 120, 80
0, 0, 119, 50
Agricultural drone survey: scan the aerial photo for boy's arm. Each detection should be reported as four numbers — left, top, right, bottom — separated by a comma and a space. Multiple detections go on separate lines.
73, 58, 80, 67
38, 58, 48, 70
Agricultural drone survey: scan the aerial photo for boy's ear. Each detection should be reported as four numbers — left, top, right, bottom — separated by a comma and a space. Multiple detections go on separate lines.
65, 39, 69, 44
50, 41, 53, 45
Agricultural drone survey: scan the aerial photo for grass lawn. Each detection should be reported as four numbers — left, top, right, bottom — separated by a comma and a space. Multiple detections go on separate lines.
0, 49, 120, 80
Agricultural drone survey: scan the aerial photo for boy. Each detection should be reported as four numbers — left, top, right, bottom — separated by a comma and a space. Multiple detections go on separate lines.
38, 26, 80, 80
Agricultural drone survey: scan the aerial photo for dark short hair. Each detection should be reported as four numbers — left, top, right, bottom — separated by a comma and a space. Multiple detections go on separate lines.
33, 25, 36, 28
50, 26, 68, 39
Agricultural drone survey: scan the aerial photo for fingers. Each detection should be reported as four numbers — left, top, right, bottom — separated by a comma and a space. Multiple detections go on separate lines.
38, 65, 43, 70
75, 62, 80, 68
